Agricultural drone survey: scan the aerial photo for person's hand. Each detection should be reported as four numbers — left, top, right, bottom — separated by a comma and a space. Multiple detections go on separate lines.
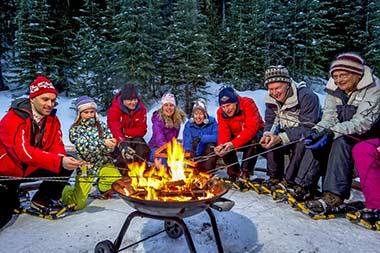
214, 142, 234, 157
62, 156, 85, 171
118, 141, 136, 160
260, 133, 281, 149
104, 138, 117, 148
303, 129, 334, 149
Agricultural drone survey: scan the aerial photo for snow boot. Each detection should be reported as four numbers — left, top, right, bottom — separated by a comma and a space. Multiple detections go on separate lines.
258, 178, 280, 194
270, 180, 293, 201
346, 208, 380, 230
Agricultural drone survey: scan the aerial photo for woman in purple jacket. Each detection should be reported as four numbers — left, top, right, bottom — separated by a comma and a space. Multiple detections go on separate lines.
351, 138, 380, 229
148, 93, 186, 162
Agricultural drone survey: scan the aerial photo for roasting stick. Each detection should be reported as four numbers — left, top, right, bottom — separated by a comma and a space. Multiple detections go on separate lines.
206, 138, 304, 176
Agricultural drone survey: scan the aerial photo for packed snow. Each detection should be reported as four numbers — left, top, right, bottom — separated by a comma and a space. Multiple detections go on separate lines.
0, 83, 378, 253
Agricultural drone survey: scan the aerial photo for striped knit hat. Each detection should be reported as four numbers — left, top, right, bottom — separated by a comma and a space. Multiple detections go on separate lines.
264, 65, 291, 87
329, 53, 364, 76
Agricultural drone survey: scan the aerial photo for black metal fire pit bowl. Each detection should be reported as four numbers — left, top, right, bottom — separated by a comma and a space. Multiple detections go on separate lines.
94, 177, 234, 253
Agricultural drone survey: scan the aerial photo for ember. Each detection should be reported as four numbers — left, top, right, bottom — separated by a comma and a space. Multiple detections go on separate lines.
125, 138, 215, 201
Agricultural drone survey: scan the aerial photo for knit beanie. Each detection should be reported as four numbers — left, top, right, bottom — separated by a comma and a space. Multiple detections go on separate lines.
264, 65, 291, 87
73, 96, 98, 124
76, 96, 97, 112
161, 93, 176, 106
191, 98, 209, 124
329, 53, 364, 76
218, 87, 238, 105
121, 83, 139, 101
29, 76, 57, 99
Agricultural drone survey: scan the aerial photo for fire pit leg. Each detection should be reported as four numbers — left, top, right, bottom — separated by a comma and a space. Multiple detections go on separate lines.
206, 208, 224, 253
114, 210, 141, 250
169, 217, 197, 253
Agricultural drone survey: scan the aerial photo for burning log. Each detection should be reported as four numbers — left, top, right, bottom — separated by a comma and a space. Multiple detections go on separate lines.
165, 180, 186, 189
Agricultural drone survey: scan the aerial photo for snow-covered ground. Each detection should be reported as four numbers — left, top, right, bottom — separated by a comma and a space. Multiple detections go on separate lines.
0, 83, 378, 253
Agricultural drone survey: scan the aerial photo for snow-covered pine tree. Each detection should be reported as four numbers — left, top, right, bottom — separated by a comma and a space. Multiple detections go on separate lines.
159, 0, 213, 114
5, 0, 59, 95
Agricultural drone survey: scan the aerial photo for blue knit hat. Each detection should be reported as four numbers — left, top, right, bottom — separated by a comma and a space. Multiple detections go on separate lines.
218, 87, 238, 105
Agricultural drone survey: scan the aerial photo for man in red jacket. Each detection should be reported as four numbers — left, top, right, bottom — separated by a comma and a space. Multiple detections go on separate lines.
0, 76, 84, 229
107, 83, 150, 173
215, 86, 264, 181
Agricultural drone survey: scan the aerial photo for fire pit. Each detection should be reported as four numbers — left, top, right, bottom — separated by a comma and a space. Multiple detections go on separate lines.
94, 139, 234, 253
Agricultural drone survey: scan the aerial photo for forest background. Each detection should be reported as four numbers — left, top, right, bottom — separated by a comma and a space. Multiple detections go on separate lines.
0, 0, 379, 114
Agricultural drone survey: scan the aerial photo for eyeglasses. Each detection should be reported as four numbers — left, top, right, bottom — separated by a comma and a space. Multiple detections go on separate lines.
332, 73, 351, 81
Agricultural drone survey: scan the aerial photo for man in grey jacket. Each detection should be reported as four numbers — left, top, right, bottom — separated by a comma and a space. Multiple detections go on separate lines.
295, 53, 380, 215
259, 65, 321, 194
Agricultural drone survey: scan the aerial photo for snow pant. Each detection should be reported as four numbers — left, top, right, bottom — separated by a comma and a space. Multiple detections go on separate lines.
223, 134, 263, 177
265, 140, 306, 182
352, 139, 380, 210
295, 136, 356, 199
0, 168, 72, 226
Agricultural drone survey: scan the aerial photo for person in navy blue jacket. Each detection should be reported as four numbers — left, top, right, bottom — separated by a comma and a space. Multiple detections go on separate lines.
183, 98, 218, 172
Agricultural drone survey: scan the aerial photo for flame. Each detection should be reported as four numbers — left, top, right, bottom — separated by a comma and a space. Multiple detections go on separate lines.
126, 138, 213, 201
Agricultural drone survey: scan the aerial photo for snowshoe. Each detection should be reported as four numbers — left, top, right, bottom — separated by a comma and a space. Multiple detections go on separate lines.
244, 178, 266, 194
15, 190, 75, 220
270, 180, 293, 202
346, 208, 380, 231
257, 178, 280, 195
297, 200, 365, 220
230, 179, 250, 192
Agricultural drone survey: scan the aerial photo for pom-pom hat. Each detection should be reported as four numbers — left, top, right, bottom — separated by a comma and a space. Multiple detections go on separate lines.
76, 96, 97, 112
29, 76, 57, 99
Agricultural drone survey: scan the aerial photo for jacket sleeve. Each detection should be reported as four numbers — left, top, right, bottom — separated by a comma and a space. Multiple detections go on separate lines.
279, 89, 321, 143
123, 105, 148, 138
151, 114, 168, 147
231, 98, 261, 148
263, 103, 276, 133
183, 121, 193, 152
217, 109, 232, 145
201, 118, 218, 144
107, 98, 126, 143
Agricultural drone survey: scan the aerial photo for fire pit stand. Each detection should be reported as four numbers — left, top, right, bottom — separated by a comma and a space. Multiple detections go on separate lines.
95, 207, 225, 253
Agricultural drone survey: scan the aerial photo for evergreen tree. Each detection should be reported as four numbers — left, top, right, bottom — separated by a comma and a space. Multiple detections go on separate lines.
365, 0, 380, 75
5, 0, 60, 95
160, 0, 213, 113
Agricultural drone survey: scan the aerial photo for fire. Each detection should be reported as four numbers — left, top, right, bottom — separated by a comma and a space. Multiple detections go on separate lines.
124, 138, 214, 201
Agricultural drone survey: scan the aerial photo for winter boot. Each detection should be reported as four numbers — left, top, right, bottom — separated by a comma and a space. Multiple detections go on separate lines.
347, 208, 380, 230
61, 174, 95, 211
270, 180, 293, 201
30, 196, 67, 216
304, 191, 343, 215
260, 178, 280, 194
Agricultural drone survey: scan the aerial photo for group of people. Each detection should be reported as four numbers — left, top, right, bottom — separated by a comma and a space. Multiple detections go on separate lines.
0, 52, 379, 231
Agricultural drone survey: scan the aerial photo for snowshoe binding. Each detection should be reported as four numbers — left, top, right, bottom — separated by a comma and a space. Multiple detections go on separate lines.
346, 208, 380, 231
257, 178, 280, 195
270, 180, 294, 202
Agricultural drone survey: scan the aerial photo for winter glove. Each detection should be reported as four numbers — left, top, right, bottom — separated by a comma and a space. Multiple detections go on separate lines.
195, 141, 205, 156
118, 141, 136, 160
303, 129, 334, 149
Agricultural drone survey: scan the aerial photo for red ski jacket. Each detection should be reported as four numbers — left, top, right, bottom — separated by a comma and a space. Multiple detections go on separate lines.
0, 99, 66, 177
217, 96, 264, 149
107, 93, 147, 143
